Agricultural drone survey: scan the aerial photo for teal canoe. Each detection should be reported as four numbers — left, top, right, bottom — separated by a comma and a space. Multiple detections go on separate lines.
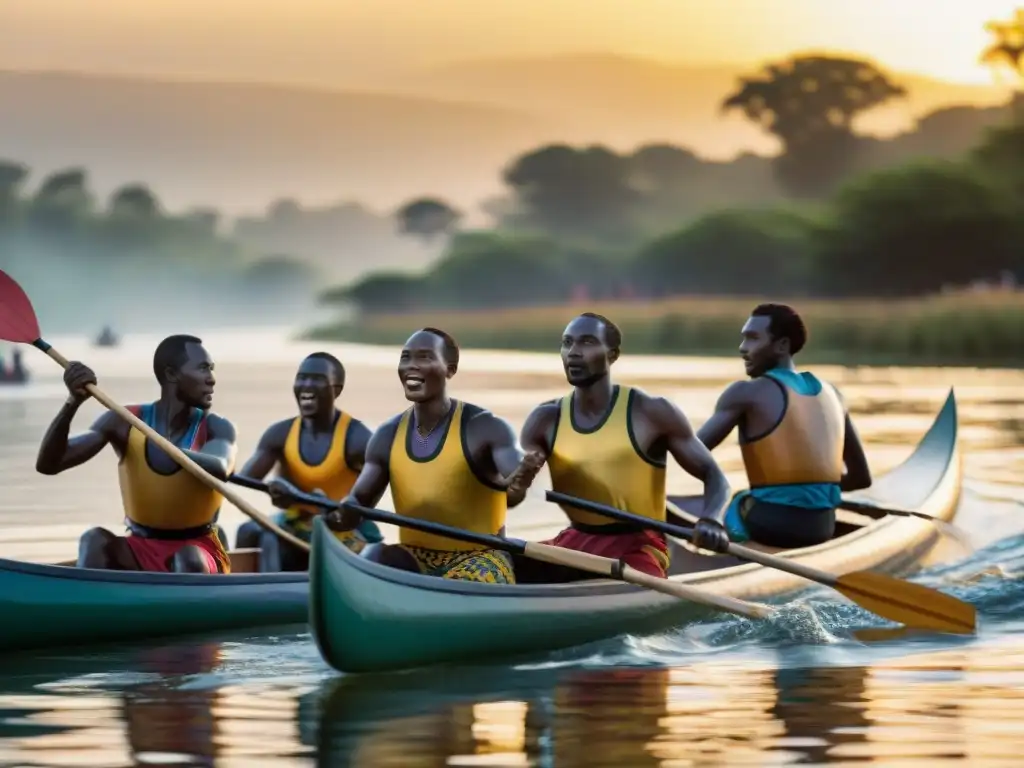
309, 388, 963, 675
0, 548, 309, 652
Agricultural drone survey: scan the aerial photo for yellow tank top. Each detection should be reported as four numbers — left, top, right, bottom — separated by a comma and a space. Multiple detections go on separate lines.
388, 401, 507, 551
548, 385, 667, 528
281, 412, 358, 516
118, 404, 230, 531
739, 375, 845, 487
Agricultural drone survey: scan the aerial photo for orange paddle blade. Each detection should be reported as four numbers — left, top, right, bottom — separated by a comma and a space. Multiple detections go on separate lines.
0, 269, 42, 343
837, 570, 976, 635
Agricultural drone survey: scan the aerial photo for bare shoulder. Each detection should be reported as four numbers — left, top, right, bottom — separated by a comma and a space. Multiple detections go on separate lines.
93, 409, 127, 439
629, 388, 693, 431
347, 416, 374, 441
719, 378, 762, 404
348, 414, 372, 431
204, 412, 238, 441
633, 388, 678, 413
464, 403, 515, 440
370, 413, 404, 444
260, 417, 295, 448
524, 399, 560, 426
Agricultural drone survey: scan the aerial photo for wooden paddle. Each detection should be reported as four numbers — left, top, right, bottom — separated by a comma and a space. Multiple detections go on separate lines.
0, 269, 311, 553
229, 475, 774, 621
838, 498, 945, 522
546, 490, 977, 635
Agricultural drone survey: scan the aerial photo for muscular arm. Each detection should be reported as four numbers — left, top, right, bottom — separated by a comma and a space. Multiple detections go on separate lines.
235, 419, 291, 481
176, 414, 237, 482
345, 418, 399, 508
695, 381, 751, 451
36, 404, 119, 475
477, 414, 528, 507
648, 395, 732, 524
519, 402, 558, 456
840, 411, 872, 492
344, 418, 373, 473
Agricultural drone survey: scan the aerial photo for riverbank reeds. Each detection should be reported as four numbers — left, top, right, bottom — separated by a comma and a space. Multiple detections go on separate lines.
306, 290, 1024, 368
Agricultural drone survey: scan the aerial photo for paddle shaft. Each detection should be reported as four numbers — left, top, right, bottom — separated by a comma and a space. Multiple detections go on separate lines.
837, 498, 936, 522
549, 489, 843, 587
32, 340, 311, 553
229, 476, 772, 620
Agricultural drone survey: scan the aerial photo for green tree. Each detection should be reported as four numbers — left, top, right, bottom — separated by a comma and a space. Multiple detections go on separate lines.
395, 197, 461, 243
819, 161, 1014, 296
634, 209, 818, 296
0, 160, 28, 224
981, 10, 1024, 83
109, 184, 161, 218
629, 144, 701, 193
502, 144, 640, 242
322, 271, 425, 314
28, 168, 93, 237
722, 55, 906, 198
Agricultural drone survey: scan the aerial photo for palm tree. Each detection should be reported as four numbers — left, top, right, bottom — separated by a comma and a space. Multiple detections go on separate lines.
981, 9, 1024, 82
981, 9, 1024, 118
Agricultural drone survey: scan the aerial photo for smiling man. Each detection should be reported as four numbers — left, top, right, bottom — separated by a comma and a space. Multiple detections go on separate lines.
324, 327, 543, 583
232, 352, 381, 572
35, 335, 238, 573
696, 303, 873, 548
514, 312, 733, 574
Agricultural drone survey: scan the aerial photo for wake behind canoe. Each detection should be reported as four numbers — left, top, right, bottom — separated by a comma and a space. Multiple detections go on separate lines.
309, 389, 962, 675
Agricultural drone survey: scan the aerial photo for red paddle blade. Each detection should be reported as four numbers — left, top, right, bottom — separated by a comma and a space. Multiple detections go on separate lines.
0, 269, 42, 343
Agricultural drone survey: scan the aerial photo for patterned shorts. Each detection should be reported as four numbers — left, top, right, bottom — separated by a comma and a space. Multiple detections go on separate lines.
397, 544, 516, 584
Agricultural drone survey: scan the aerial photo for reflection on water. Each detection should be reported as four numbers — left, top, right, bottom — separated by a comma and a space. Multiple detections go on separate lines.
2, 334, 1024, 765
306, 645, 1024, 766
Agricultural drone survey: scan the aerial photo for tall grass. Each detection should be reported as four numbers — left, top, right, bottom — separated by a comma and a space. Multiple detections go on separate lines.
306, 291, 1024, 367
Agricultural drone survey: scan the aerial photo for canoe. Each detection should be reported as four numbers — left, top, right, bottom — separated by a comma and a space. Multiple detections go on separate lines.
309, 388, 962, 674
0, 547, 309, 652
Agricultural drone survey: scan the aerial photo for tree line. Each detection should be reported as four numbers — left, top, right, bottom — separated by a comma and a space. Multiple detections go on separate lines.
327, 51, 1024, 314
5, 26, 1024, 330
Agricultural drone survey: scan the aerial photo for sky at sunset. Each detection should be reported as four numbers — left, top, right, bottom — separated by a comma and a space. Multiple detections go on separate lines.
2, 0, 1024, 87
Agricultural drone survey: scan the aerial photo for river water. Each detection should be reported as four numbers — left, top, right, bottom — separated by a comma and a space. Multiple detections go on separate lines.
1, 329, 1024, 767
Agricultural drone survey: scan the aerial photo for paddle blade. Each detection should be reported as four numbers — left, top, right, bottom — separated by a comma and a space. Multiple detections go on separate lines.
851, 625, 940, 643
0, 270, 41, 343
836, 570, 976, 635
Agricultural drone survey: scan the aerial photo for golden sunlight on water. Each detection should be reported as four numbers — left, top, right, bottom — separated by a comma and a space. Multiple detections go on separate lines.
1, 330, 1024, 765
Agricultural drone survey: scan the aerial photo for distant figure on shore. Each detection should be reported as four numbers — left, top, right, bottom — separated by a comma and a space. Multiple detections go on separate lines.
0, 347, 28, 384
95, 325, 120, 347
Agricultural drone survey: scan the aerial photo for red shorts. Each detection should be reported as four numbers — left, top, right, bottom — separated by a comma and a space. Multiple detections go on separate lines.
125, 533, 229, 574
543, 527, 670, 577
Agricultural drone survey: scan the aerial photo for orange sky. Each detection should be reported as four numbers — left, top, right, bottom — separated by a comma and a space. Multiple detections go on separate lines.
1, 0, 1023, 86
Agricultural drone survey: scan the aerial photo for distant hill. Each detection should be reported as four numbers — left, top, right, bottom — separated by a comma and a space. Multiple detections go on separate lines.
0, 70, 550, 218
0, 54, 1014, 221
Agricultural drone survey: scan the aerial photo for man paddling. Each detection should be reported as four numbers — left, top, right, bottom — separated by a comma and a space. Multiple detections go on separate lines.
696, 303, 872, 548
299, 327, 543, 583
35, 335, 238, 573
516, 312, 733, 577
233, 352, 383, 571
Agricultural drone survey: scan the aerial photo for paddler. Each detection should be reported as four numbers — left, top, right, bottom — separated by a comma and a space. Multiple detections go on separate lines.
233, 352, 383, 571
515, 312, 733, 575
35, 334, 238, 573
295, 327, 543, 583
696, 303, 872, 548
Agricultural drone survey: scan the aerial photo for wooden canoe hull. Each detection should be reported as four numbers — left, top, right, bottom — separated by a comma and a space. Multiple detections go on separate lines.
310, 389, 962, 675
0, 552, 309, 652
